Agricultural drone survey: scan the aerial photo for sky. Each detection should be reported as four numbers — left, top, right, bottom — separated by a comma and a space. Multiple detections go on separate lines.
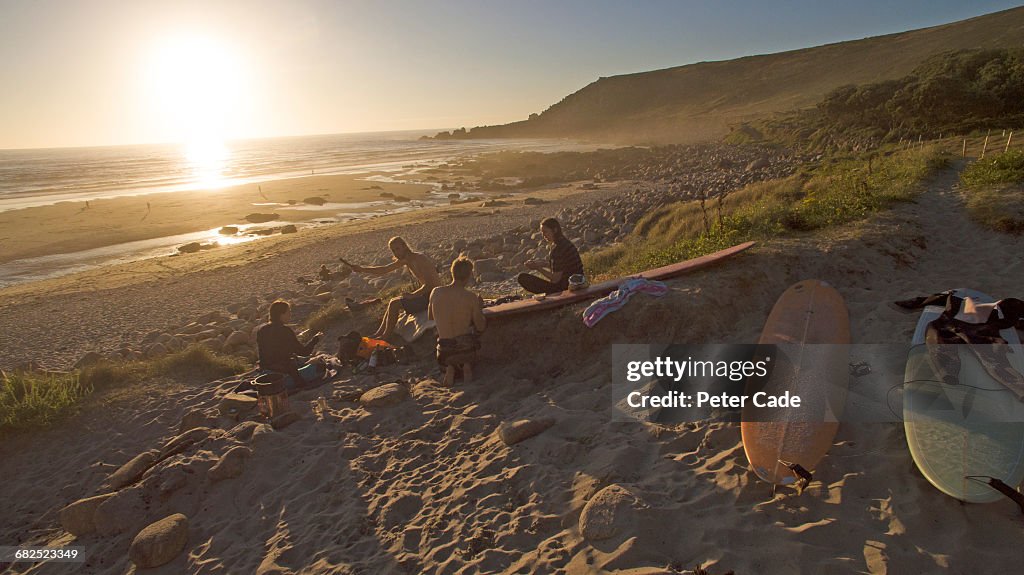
1, 0, 1022, 150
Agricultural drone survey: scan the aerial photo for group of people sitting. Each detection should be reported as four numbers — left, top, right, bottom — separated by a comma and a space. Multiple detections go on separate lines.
256, 217, 584, 387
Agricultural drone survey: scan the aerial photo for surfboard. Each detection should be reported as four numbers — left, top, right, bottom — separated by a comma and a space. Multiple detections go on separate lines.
482, 241, 755, 319
742, 279, 850, 485
903, 288, 1024, 503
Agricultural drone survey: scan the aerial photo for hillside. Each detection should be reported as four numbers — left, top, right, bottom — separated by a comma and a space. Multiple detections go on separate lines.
435, 6, 1024, 144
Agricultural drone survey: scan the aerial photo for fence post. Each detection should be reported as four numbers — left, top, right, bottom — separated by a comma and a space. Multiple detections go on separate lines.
962, 138, 967, 157
1006, 131, 1014, 154
981, 135, 990, 159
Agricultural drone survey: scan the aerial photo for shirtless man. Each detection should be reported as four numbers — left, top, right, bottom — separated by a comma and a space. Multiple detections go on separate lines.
429, 257, 486, 386
342, 236, 442, 340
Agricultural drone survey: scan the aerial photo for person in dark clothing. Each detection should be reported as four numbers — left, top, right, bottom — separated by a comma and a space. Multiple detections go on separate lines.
256, 300, 324, 390
517, 217, 584, 294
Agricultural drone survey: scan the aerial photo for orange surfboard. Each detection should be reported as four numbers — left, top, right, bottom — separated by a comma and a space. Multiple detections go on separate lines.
483, 241, 755, 319
741, 279, 850, 485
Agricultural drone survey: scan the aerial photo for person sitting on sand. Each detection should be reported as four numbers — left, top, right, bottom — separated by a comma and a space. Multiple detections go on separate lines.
517, 217, 584, 294
256, 300, 324, 390
429, 256, 486, 386
342, 236, 442, 340
318, 264, 332, 282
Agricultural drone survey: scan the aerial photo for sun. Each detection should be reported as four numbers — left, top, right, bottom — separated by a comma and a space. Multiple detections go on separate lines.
147, 34, 246, 187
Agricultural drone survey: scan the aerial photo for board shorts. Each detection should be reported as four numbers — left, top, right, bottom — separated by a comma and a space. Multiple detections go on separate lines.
400, 292, 430, 314
436, 333, 481, 368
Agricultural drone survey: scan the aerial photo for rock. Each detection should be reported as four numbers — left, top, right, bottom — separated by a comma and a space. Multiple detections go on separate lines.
224, 331, 249, 347
59, 493, 115, 536
478, 272, 505, 283
218, 393, 257, 417
178, 409, 210, 434
144, 342, 168, 358
199, 337, 223, 352
746, 157, 770, 171
108, 450, 160, 490
245, 213, 279, 224
474, 258, 501, 275
219, 226, 239, 235
280, 224, 298, 234
583, 229, 600, 244
523, 197, 547, 205
303, 196, 326, 206
359, 383, 409, 408
314, 291, 333, 302
236, 306, 258, 321
129, 514, 189, 569
228, 421, 267, 442
177, 242, 202, 254
160, 427, 213, 458
209, 446, 252, 481
158, 468, 188, 496
271, 411, 301, 429
95, 487, 146, 536
496, 418, 554, 446
579, 484, 644, 541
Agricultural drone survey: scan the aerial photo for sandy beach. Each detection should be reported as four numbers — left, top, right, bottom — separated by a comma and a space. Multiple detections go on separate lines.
3, 160, 1024, 574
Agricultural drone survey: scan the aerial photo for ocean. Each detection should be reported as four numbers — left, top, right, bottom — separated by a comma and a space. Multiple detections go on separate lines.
0, 131, 585, 287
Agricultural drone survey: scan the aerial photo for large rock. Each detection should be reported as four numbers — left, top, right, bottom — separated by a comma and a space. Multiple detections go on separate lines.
59, 493, 116, 536
95, 487, 146, 536
280, 224, 298, 234
129, 514, 189, 569
209, 446, 253, 481
496, 418, 554, 446
578, 484, 644, 541
303, 196, 326, 206
245, 213, 279, 224
218, 393, 257, 417
224, 330, 249, 348
177, 242, 202, 254
107, 450, 159, 490
359, 383, 409, 408
161, 427, 214, 458
474, 258, 501, 275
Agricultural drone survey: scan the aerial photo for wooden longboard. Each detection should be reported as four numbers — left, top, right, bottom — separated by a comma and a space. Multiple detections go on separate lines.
741, 279, 850, 485
482, 241, 755, 319
903, 288, 1024, 503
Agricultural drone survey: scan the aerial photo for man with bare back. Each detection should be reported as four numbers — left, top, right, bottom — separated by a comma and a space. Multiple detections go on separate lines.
429, 256, 486, 385
342, 236, 442, 340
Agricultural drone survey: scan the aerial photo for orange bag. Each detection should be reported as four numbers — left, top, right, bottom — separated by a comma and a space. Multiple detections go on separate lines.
356, 337, 393, 359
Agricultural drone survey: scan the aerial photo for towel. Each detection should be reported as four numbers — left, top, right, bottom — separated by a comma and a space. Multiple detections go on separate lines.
582, 278, 669, 327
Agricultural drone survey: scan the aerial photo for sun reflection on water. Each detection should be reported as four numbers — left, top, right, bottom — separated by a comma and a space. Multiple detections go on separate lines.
185, 138, 229, 190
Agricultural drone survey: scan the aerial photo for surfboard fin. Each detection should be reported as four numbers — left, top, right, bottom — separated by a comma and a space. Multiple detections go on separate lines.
965, 476, 1024, 515
778, 459, 813, 494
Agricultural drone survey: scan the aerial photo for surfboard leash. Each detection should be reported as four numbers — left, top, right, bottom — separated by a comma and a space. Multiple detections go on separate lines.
778, 459, 814, 494
964, 475, 1024, 516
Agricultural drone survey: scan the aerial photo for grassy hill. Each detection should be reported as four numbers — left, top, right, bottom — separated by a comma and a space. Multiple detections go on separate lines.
435, 6, 1024, 144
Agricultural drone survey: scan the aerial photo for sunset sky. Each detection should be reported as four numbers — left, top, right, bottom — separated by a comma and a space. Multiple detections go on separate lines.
1, 0, 1021, 150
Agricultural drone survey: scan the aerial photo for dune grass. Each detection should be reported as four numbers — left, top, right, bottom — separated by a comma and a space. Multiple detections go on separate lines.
585, 145, 947, 278
960, 150, 1024, 234
0, 345, 248, 437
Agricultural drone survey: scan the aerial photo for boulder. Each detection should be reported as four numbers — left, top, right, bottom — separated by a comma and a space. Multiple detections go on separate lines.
177, 242, 202, 254
95, 487, 146, 536
280, 224, 298, 234
228, 421, 267, 442
129, 514, 189, 569
178, 409, 211, 434
218, 393, 257, 417
144, 342, 169, 358
245, 213, 279, 224
208, 446, 253, 481
224, 331, 249, 348
474, 258, 501, 275
359, 383, 409, 408
219, 226, 239, 235
302, 196, 326, 206
107, 450, 160, 490
496, 418, 554, 446
579, 484, 644, 541
59, 493, 115, 536
160, 427, 213, 458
